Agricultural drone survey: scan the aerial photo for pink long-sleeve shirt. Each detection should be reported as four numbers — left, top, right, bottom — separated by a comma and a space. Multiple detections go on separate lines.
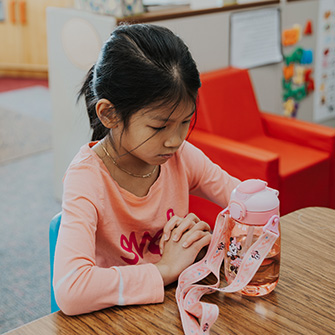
53, 141, 240, 315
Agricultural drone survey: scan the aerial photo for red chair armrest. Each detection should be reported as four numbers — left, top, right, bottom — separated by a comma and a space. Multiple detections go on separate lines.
188, 130, 280, 189
261, 112, 335, 155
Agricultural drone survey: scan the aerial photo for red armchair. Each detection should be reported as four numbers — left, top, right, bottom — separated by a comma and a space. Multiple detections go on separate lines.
188, 67, 335, 224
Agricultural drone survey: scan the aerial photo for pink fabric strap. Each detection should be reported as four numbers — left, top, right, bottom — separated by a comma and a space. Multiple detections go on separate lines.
176, 209, 280, 334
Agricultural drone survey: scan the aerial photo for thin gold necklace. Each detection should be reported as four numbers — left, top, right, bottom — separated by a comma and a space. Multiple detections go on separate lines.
100, 141, 158, 178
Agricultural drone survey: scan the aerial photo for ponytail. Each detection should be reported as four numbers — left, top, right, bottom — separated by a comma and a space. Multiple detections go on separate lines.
78, 65, 109, 141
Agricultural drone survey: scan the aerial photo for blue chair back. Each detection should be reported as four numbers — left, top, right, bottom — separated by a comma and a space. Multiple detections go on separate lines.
49, 212, 61, 313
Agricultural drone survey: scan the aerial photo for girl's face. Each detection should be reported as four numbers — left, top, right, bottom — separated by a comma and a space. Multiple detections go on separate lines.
113, 100, 195, 168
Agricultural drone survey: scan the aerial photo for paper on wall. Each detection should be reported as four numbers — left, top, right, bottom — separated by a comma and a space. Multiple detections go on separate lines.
229, 8, 282, 69
313, 0, 335, 122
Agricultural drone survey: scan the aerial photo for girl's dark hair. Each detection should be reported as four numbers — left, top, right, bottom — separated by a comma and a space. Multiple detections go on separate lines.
78, 23, 201, 141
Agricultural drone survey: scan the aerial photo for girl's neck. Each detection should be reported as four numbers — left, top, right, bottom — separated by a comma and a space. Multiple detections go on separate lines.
92, 139, 160, 197
100, 140, 158, 179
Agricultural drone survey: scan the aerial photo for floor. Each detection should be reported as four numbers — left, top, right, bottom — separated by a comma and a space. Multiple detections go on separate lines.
0, 77, 62, 334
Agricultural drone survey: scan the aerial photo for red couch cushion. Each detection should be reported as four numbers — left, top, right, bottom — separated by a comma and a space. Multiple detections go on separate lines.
197, 67, 265, 141
245, 135, 330, 177
244, 135, 331, 213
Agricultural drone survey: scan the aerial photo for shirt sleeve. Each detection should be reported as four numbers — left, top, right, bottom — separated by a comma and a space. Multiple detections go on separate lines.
183, 141, 241, 207
53, 162, 164, 316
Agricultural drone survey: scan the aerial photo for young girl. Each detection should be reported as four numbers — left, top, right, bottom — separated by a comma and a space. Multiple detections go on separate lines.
53, 23, 240, 315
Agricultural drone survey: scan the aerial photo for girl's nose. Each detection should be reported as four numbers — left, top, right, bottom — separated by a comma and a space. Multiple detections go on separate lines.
164, 129, 184, 148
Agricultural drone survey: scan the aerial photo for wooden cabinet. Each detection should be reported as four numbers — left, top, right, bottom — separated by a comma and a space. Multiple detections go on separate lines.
0, 0, 74, 77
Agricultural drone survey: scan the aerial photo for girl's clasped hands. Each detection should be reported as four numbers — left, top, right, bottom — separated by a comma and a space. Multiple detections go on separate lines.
156, 214, 212, 286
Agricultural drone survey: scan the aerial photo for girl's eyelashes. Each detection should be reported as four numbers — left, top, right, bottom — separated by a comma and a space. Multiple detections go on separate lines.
151, 126, 166, 131
149, 118, 192, 131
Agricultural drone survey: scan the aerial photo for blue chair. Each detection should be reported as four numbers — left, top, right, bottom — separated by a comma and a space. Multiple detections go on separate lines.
49, 212, 61, 313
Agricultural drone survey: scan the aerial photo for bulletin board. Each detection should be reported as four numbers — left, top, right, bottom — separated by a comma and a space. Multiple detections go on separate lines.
229, 8, 282, 69
313, 0, 335, 122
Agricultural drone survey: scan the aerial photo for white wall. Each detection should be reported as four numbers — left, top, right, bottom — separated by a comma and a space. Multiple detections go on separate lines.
151, 5, 283, 116
47, 8, 116, 200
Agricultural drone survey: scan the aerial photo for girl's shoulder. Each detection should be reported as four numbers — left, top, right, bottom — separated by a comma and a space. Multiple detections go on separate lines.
175, 141, 210, 165
62, 142, 110, 202
68, 142, 102, 168
64, 142, 108, 181
168, 141, 213, 181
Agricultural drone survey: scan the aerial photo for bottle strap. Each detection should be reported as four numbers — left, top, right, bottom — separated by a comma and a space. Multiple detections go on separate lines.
176, 209, 280, 335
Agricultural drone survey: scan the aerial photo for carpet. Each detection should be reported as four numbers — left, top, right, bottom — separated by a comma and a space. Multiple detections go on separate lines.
0, 86, 52, 123
0, 152, 61, 334
0, 107, 52, 164
0, 83, 61, 334
0, 86, 52, 164
0, 77, 48, 93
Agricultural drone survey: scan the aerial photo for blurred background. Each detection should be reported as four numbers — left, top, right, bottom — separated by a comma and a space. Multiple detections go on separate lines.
1, 0, 334, 333
0, 78, 61, 333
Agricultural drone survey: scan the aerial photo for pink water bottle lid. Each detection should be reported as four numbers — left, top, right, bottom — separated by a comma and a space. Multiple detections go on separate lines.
237, 179, 267, 194
229, 179, 279, 224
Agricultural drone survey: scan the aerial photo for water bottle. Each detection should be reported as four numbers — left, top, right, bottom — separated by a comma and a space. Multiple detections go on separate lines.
224, 179, 280, 296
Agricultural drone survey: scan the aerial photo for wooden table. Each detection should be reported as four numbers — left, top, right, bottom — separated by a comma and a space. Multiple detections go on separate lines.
5, 207, 335, 335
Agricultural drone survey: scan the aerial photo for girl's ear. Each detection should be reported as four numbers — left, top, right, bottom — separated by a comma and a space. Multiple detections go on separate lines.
96, 99, 119, 128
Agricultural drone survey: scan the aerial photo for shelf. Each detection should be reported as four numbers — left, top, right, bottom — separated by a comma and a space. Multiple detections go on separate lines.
116, 1, 280, 24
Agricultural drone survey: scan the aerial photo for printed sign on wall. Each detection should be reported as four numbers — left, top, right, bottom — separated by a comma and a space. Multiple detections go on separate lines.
313, 0, 335, 122
229, 8, 282, 69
